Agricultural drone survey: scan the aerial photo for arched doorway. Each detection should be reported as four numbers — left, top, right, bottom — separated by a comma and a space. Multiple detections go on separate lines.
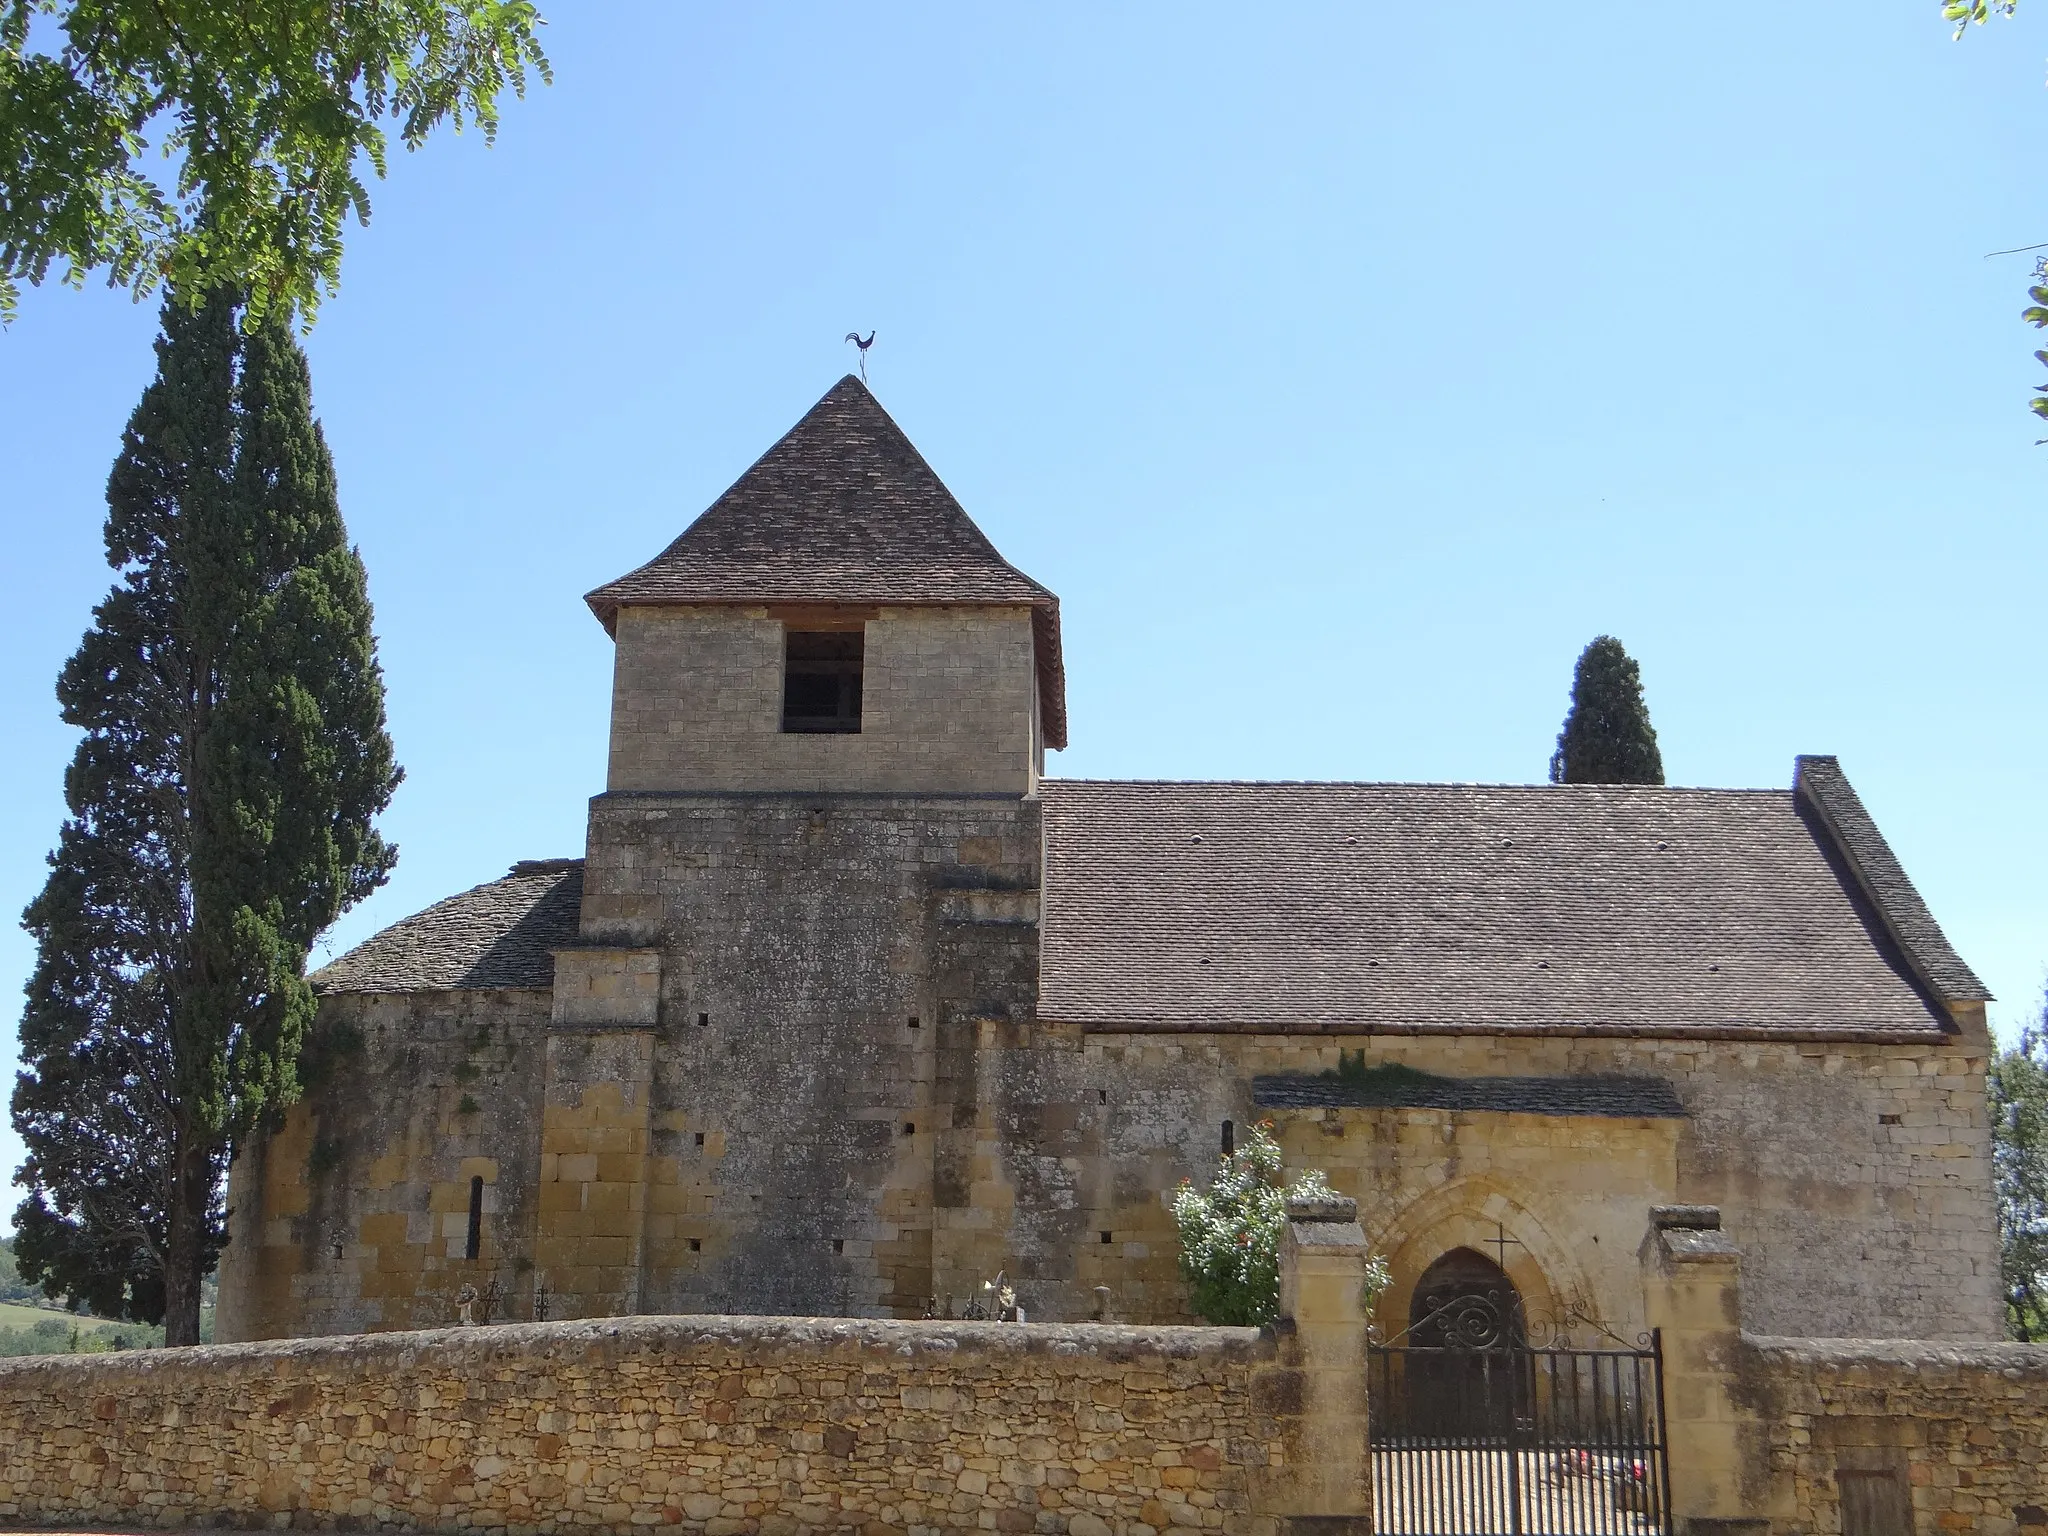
1410, 1247, 1526, 1347
1402, 1247, 1529, 1438
1369, 1245, 1674, 1533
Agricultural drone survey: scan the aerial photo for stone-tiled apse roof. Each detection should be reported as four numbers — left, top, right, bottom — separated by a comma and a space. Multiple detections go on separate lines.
1037, 780, 1954, 1038
312, 861, 583, 994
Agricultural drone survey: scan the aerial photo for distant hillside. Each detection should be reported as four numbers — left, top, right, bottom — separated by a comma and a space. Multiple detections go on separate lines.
0, 1237, 208, 1351
0, 1299, 166, 1355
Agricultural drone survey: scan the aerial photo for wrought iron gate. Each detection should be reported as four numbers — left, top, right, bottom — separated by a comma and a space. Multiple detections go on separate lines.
1368, 1291, 1672, 1536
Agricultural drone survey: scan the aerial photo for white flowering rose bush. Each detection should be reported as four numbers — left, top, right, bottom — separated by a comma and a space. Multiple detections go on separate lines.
1171, 1119, 1384, 1326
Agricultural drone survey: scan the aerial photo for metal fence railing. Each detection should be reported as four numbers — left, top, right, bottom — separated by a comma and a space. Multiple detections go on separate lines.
1368, 1336, 1672, 1536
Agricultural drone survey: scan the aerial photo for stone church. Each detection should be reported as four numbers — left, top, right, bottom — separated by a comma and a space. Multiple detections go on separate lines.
215, 376, 2002, 1347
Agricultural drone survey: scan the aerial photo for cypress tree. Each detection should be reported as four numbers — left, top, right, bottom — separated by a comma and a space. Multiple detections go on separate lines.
1548, 635, 1665, 786
12, 292, 400, 1344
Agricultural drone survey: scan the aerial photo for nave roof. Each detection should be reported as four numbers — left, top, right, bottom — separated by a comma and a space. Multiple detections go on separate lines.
1035, 759, 1981, 1040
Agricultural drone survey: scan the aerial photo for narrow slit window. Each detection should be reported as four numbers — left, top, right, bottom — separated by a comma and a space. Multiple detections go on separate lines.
1221, 1120, 1235, 1156
782, 630, 863, 733
466, 1176, 484, 1261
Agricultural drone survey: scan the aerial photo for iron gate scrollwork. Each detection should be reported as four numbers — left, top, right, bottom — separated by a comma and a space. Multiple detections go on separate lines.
1368, 1289, 1673, 1536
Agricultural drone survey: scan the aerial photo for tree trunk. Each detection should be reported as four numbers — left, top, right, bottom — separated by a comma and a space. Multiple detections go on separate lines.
162, 1121, 210, 1346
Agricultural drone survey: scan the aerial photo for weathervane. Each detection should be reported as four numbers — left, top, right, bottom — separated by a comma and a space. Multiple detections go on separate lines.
844, 329, 875, 383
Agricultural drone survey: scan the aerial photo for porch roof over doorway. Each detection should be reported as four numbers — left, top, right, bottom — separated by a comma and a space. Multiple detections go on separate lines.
1254, 1070, 1686, 1119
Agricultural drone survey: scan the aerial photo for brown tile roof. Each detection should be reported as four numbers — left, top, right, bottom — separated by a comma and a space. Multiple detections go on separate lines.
311, 861, 583, 995
1036, 772, 1970, 1040
585, 375, 1067, 748
1793, 755, 1988, 1004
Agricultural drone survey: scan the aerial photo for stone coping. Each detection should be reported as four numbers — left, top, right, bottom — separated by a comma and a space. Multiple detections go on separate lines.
0, 1313, 1274, 1385
1743, 1333, 2048, 1372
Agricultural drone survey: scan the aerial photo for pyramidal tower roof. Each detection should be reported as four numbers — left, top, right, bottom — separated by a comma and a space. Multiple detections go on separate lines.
587, 374, 1066, 747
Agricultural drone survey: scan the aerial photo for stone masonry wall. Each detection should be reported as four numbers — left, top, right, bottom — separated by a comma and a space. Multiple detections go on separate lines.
220, 1000, 1995, 1344
1743, 1336, 2048, 1535
0, 1317, 1290, 1536
576, 790, 1044, 1323
606, 606, 1040, 796
222, 1013, 1996, 1342
949, 1029, 1680, 1328
218, 988, 551, 1343
220, 789, 1049, 1341
1000, 1032, 1998, 1338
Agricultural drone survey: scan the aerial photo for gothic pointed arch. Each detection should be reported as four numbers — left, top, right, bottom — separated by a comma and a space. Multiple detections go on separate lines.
1407, 1245, 1526, 1348
1366, 1175, 1600, 1344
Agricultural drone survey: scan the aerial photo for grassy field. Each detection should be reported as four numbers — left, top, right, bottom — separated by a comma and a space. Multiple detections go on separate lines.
0, 1300, 135, 1334
0, 1241, 207, 1351
0, 1299, 172, 1354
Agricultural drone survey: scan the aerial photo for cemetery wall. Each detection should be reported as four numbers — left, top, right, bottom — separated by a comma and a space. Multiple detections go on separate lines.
1742, 1335, 2048, 1536
0, 1315, 1293, 1536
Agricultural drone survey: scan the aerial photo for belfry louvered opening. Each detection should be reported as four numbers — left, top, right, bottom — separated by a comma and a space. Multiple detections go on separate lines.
781, 630, 864, 733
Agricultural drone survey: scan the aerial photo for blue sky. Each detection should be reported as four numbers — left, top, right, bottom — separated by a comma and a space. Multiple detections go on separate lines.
2, 5, 2046, 1212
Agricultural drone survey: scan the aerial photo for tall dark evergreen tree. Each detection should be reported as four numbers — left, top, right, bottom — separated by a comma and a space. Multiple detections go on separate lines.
12, 292, 400, 1344
1548, 635, 1665, 785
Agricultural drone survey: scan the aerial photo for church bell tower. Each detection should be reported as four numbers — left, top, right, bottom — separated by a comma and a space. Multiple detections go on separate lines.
532, 376, 1063, 1319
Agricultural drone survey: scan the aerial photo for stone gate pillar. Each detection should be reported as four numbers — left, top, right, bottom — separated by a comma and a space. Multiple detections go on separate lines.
1639, 1204, 1776, 1536
1253, 1190, 1375, 1534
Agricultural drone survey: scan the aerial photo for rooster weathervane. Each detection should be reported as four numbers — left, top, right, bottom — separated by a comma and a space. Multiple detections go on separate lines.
844, 329, 875, 383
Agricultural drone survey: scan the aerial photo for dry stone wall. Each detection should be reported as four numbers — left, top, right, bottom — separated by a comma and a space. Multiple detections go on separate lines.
0, 1316, 1288, 1536
1743, 1336, 2048, 1535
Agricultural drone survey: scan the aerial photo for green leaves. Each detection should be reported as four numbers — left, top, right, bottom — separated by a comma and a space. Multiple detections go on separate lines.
1170, 1120, 1374, 1327
1990, 1020, 2048, 1340
1945, 0, 2019, 39
0, 1, 551, 326
1944, 3, 2048, 431
2024, 285, 2048, 430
